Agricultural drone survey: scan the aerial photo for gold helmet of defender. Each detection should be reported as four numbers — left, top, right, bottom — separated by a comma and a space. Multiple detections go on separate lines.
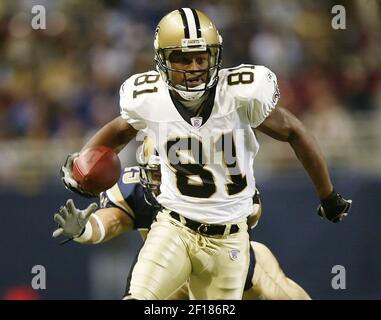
138, 136, 161, 197
154, 8, 223, 101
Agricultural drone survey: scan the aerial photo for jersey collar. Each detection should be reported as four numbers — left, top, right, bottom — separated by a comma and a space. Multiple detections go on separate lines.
169, 87, 216, 128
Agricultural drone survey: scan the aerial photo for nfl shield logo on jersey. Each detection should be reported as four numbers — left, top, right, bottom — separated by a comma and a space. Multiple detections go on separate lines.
190, 117, 203, 128
229, 249, 240, 261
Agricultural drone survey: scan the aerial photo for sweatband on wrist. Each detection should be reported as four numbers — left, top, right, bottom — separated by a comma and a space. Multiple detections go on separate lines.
92, 214, 106, 244
321, 188, 336, 203
74, 221, 93, 243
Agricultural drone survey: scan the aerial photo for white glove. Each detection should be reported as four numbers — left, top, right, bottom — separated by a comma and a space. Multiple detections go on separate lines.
52, 199, 98, 239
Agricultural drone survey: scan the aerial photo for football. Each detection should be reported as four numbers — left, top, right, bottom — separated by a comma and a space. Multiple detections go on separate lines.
72, 146, 121, 194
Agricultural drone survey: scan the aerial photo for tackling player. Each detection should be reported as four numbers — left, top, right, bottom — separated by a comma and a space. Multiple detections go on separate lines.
54, 140, 310, 300
60, 8, 351, 299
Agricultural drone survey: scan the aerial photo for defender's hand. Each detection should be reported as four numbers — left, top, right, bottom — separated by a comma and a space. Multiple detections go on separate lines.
317, 190, 352, 223
52, 199, 98, 238
60, 153, 97, 198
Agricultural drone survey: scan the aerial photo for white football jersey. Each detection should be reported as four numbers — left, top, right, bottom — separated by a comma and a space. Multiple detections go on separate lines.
120, 64, 280, 224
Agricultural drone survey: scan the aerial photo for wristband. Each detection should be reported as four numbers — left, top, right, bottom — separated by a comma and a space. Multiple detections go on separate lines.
92, 214, 106, 244
74, 221, 93, 243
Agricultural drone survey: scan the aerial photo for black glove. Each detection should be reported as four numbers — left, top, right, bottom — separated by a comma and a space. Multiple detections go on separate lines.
317, 189, 352, 223
60, 153, 98, 198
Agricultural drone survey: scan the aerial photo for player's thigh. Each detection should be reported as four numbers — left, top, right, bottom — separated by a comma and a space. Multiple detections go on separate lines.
248, 241, 310, 300
129, 219, 191, 299
248, 241, 287, 299
190, 230, 250, 300
166, 281, 190, 300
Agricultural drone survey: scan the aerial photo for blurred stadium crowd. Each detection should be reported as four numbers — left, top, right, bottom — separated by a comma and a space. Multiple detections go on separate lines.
0, 0, 380, 189
1, 0, 380, 301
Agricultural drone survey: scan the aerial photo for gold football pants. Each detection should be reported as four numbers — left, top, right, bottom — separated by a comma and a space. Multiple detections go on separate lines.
243, 242, 311, 300
128, 210, 250, 300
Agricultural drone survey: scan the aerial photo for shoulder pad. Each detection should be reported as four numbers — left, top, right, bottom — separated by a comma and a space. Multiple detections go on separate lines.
220, 65, 277, 100
220, 65, 280, 127
120, 71, 161, 102
119, 71, 161, 129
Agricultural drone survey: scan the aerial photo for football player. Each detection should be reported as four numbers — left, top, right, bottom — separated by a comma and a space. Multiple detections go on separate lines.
54, 139, 310, 300
61, 8, 351, 299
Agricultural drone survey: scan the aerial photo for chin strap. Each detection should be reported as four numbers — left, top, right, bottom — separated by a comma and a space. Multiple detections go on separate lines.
175, 86, 206, 101
180, 92, 208, 112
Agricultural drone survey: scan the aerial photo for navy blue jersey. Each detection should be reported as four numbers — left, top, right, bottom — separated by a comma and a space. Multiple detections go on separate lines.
100, 167, 159, 230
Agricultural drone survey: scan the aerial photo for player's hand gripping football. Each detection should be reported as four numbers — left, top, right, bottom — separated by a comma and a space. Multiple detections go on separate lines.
60, 153, 97, 198
52, 199, 98, 239
317, 190, 352, 223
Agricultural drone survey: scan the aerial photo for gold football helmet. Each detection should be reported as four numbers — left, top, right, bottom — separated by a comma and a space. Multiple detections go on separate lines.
154, 8, 223, 100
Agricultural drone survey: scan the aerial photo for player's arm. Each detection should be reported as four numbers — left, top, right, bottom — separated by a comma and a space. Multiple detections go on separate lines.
244, 66, 351, 223
257, 107, 333, 199
61, 74, 149, 197
53, 199, 134, 244
61, 117, 137, 197
257, 107, 351, 222
81, 116, 137, 154
81, 72, 150, 154
88, 207, 134, 243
